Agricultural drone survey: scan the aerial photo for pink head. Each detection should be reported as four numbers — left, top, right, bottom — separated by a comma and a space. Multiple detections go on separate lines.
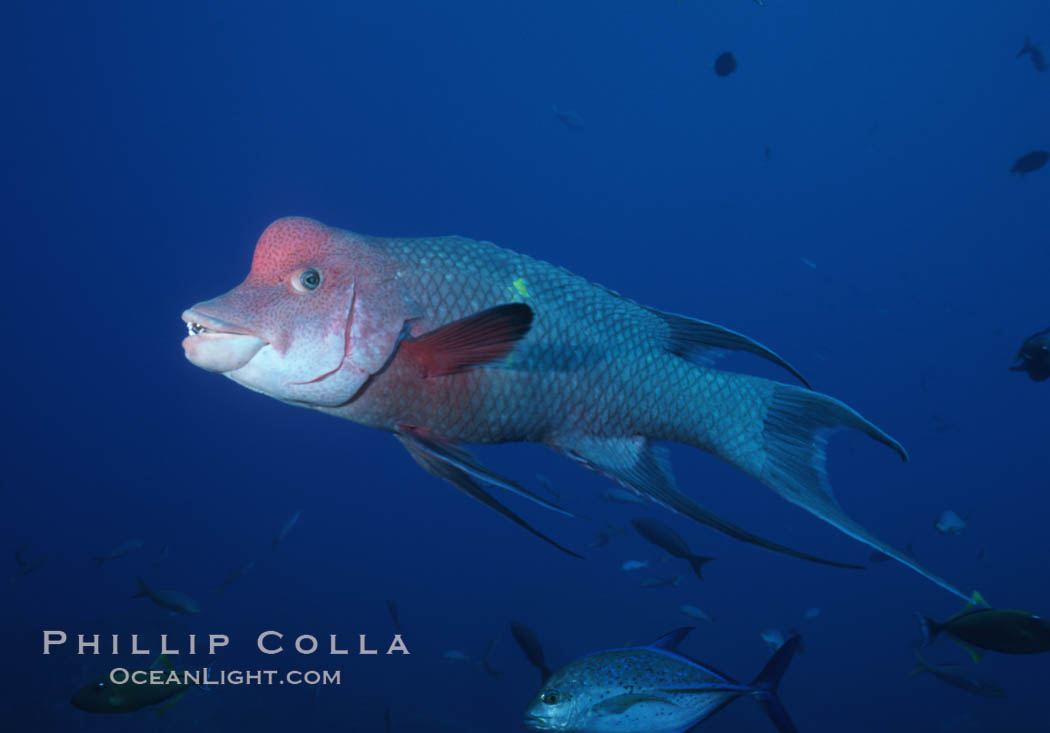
182, 217, 409, 407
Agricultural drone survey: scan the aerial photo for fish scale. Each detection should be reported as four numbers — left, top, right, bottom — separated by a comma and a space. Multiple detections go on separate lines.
183, 217, 974, 600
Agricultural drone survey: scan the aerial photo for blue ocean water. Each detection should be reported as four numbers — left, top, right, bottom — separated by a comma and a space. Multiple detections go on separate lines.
3, 1, 1048, 730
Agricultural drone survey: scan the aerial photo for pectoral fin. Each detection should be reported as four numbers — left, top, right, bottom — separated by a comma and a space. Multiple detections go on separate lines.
400, 303, 533, 377
591, 694, 678, 715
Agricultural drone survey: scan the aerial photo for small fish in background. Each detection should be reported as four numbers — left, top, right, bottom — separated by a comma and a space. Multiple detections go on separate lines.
92, 539, 144, 568
977, 545, 986, 563
152, 544, 170, 568
910, 653, 1006, 698
132, 577, 201, 615
639, 575, 681, 589
511, 621, 553, 683
631, 518, 715, 581
384, 706, 392, 732
1017, 36, 1048, 72
481, 635, 503, 680
600, 488, 645, 505
12, 543, 48, 582
763, 145, 772, 163
679, 605, 714, 623
621, 560, 649, 572
552, 104, 584, 129
272, 510, 302, 549
70, 653, 209, 714
760, 628, 805, 655
214, 560, 255, 596
589, 523, 627, 549
934, 510, 967, 536
536, 475, 561, 502
803, 607, 822, 619
916, 592, 1050, 661
523, 628, 799, 733
1010, 327, 1050, 382
930, 414, 952, 434
443, 649, 473, 664
800, 257, 817, 270
1010, 150, 1049, 176
386, 599, 402, 634
713, 52, 738, 77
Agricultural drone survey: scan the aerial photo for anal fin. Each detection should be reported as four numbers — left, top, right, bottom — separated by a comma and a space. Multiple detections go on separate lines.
556, 435, 860, 569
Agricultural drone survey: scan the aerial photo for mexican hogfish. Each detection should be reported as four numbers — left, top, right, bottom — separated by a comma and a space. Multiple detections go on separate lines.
182, 217, 968, 600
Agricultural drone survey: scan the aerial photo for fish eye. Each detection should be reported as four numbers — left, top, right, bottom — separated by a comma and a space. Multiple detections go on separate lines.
541, 691, 563, 705
292, 268, 322, 293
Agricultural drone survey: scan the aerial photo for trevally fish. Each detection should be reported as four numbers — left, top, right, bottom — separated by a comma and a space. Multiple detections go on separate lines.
524, 627, 799, 733
181, 217, 970, 599
640, 574, 681, 589
214, 560, 254, 596
92, 539, 144, 567
910, 654, 1006, 698
680, 605, 714, 623
934, 509, 966, 536
71, 653, 209, 714
132, 577, 201, 615
1011, 327, 1050, 382
631, 517, 714, 581
915, 592, 1050, 662
273, 509, 302, 548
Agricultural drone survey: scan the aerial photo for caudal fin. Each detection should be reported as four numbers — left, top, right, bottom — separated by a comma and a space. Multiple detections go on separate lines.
131, 576, 150, 599
755, 384, 972, 602
913, 613, 941, 648
687, 555, 715, 581
749, 635, 801, 733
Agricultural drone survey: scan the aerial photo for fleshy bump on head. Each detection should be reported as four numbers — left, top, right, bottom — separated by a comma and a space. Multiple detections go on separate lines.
248, 217, 332, 282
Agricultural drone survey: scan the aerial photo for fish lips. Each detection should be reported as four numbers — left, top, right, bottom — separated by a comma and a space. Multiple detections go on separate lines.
522, 713, 552, 730
181, 310, 266, 373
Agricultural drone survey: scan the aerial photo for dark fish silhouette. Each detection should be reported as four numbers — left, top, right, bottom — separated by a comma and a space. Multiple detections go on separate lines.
552, 105, 584, 129
511, 621, 552, 683
1018, 36, 1048, 72
1011, 327, 1050, 381
910, 654, 1006, 698
589, 522, 627, 549
713, 52, 738, 77
12, 543, 48, 582
1010, 151, 1049, 176
631, 517, 714, 581
214, 560, 255, 596
916, 592, 1050, 662
386, 599, 402, 634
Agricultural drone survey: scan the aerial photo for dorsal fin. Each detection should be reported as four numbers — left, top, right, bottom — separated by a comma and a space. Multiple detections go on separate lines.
653, 309, 811, 388
649, 627, 694, 651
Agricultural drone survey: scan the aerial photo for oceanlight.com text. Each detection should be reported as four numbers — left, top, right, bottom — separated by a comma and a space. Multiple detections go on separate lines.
110, 667, 342, 686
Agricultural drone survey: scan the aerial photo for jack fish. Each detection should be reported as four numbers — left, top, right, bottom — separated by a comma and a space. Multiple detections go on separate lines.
181, 217, 969, 599
524, 627, 798, 733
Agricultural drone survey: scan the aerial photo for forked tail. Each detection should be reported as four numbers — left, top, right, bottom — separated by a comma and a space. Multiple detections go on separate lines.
749, 634, 801, 733
753, 383, 971, 602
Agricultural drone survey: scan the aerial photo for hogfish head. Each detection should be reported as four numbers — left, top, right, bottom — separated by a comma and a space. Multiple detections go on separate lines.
182, 217, 411, 407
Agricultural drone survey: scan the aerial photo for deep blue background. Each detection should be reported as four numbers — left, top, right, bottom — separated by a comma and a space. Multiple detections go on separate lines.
2, 1, 1048, 731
